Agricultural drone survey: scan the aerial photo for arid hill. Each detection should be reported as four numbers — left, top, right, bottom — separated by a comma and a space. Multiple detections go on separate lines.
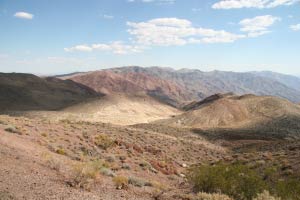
22, 93, 181, 125
0, 73, 101, 111
157, 94, 300, 138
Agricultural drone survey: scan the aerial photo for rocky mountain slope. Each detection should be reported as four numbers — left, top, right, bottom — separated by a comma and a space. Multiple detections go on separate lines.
0, 73, 101, 111
157, 94, 300, 138
60, 70, 190, 107
59, 66, 300, 107
251, 71, 300, 92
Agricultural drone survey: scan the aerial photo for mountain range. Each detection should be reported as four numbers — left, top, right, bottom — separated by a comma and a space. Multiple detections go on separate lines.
58, 66, 300, 107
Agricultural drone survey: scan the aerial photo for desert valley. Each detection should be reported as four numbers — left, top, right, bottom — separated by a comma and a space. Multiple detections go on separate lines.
2, 0, 300, 199
1, 66, 300, 200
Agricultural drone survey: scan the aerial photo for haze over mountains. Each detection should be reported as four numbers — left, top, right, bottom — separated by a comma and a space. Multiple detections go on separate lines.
59, 66, 300, 107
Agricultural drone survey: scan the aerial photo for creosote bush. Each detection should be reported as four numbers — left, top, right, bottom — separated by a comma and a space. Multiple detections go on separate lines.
196, 192, 233, 200
188, 162, 300, 200
188, 162, 266, 200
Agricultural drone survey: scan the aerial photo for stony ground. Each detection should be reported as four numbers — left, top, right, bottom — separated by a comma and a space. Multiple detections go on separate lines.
1, 114, 300, 200
0, 115, 225, 200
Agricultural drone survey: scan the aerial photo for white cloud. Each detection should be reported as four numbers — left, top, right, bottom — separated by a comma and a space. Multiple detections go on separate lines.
127, 17, 245, 46
212, 0, 300, 9
239, 15, 280, 37
65, 41, 143, 54
14, 12, 34, 20
290, 23, 300, 31
65, 17, 277, 54
64, 45, 93, 52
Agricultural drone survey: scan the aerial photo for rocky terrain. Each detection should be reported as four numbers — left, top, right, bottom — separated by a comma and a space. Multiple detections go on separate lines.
1, 67, 300, 199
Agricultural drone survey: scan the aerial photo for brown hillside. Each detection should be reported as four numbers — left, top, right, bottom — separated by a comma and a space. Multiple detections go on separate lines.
18, 94, 181, 125
0, 73, 101, 111
61, 70, 190, 107
157, 94, 300, 137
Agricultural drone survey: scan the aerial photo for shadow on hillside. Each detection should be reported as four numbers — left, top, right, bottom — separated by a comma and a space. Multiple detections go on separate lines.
192, 115, 300, 141
0, 73, 104, 113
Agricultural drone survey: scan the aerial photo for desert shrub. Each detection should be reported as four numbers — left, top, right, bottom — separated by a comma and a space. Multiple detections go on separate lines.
113, 176, 129, 189
56, 148, 66, 155
275, 178, 300, 200
5, 125, 22, 135
253, 191, 281, 200
0, 191, 16, 200
94, 134, 115, 150
128, 176, 150, 187
70, 160, 102, 190
196, 192, 233, 200
100, 167, 115, 177
188, 162, 266, 200
41, 153, 62, 171
41, 133, 48, 137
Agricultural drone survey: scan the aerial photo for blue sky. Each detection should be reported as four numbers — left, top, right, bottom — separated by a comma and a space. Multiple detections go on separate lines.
0, 0, 299, 75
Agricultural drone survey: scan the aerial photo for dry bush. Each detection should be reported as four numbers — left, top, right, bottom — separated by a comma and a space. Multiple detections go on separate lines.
113, 176, 129, 189
94, 134, 115, 150
0, 191, 16, 200
69, 160, 102, 190
253, 191, 281, 200
56, 148, 66, 155
41, 153, 62, 171
5, 125, 22, 135
196, 192, 233, 200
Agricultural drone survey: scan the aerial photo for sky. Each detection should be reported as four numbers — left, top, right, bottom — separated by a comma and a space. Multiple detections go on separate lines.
0, 0, 299, 75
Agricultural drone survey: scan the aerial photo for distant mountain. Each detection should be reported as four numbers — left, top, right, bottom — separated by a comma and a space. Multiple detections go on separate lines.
58, 66, 300, 107
251, 71, 300, 92
0, 73, 101, 111
60, 69, 190, 107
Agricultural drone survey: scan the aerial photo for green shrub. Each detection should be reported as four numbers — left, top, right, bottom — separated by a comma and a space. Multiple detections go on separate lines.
188, 162, 266, 200
276, 178, 300, 200
196, 192, 233, 200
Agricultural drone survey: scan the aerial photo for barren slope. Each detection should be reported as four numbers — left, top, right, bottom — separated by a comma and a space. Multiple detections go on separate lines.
18, 94, 181, 125
0, 115, 225, 200
157, 94, 300, 138
0, 73, 101, 111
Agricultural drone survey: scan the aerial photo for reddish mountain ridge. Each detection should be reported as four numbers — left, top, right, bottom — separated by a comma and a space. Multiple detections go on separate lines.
62, 70, 189, 107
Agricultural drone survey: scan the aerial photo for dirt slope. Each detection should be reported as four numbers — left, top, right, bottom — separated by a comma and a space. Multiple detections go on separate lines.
0, 73, 101, 112
17, 94, 181, 125
157, 94, 300, 138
